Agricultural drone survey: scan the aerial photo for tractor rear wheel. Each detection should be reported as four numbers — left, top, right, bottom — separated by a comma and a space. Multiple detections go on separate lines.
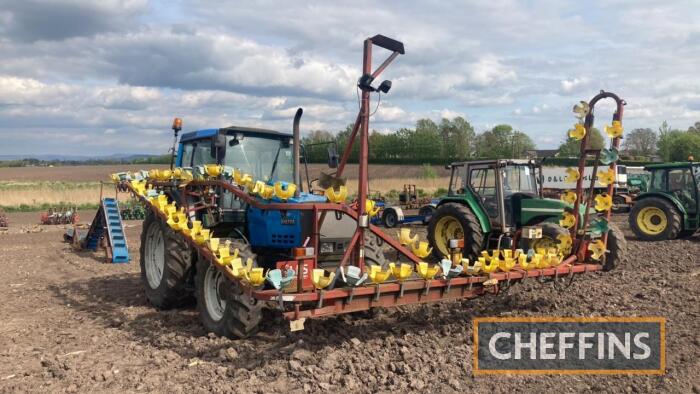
629, 197, 681, 241
195, 240, 262, 339
602, 222, 626, 271
140, 210, 193, 309
427, 203, 483, 262
363, 233, 387, 268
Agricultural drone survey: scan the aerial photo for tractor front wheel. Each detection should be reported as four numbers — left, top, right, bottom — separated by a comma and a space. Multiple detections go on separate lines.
427, 203, 484, 262
629, 197, 681, 241
195, 240, 262, 339
140, 210, 193, 309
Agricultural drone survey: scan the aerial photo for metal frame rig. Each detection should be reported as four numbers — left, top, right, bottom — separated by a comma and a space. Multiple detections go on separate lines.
115, 36, 618, 327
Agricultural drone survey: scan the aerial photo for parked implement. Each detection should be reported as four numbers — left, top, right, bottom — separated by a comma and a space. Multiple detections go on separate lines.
113, 37, 624, 339
40, 206, 79, 225
629, 162, 700, 240
373, 184, 438, 228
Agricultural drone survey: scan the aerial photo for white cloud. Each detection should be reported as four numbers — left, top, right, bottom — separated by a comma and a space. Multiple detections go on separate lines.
560, 77, 585, 93
467, 56, 517, 87
438, 109, 465, 119
1, 1, 700, 154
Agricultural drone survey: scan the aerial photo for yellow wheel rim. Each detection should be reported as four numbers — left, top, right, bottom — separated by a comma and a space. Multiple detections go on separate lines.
636, 207, 667, 235
532, 236, 558, 251
434, 216, 464, 258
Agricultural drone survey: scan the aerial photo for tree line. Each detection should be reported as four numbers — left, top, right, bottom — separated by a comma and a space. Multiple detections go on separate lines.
303, 117, 536, 164
303, 117, 700, 164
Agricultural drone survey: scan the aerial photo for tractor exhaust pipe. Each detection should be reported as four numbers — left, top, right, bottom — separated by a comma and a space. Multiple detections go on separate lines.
293, 108, 303, 194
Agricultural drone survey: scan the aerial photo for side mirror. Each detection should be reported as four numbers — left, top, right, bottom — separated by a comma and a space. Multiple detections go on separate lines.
327, 145, 339, 169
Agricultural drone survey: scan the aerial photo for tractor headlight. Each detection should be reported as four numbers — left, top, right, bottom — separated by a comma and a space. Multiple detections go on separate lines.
320, 242, 334, 254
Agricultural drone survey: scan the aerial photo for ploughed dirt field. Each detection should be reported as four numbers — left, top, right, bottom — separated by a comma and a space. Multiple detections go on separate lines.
0, 213, 698, 393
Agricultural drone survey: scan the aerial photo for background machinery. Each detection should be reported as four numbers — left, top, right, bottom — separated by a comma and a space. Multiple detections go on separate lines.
373, 184, 438, 228
629, 162, 699, 240
429, 91, 628, 272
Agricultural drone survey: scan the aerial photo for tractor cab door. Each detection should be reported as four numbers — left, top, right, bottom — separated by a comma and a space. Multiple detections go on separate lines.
465, 163, 506, 231
670, 167, 699, 215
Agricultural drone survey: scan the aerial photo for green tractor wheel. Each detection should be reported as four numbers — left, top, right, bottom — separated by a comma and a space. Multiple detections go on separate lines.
427, 203, 484, 262
629, 197, 681, 241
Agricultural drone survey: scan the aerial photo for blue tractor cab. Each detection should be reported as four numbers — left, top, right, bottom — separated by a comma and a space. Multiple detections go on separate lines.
173, 124, 350, 262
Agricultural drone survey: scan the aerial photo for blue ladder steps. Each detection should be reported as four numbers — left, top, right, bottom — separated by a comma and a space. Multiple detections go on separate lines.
84, 198, 130, 263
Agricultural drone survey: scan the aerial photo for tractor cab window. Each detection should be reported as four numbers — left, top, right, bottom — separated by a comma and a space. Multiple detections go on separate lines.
668, 168, 697, 213
449, 165, 466, 194
180, 143, 194, 167
225, 135, 294, 184
502, 165, 537, 195
470, 167, 499, 218
650, 170, 666, 191
192, 143, 216, 166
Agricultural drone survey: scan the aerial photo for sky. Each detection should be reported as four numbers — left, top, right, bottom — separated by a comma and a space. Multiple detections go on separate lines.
1, 0, 699, 156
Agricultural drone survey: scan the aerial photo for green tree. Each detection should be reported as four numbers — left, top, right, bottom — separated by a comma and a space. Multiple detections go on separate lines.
475, 124, 535, 159
406, 119, 442, 160
687, 121, 700, 133
557, 127, 605, 157
657, 121, 683, 162
669, 132, 700, 161
439, 116, 476, 160
623, 128, 657, 157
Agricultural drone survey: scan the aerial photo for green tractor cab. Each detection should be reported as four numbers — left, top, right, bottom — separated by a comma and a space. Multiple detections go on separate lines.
428, 159, 623, 268
629, 162, 700, 240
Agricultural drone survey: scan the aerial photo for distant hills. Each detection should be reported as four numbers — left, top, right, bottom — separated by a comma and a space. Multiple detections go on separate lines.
0, 153, 159, 162
0, 153, 171, 167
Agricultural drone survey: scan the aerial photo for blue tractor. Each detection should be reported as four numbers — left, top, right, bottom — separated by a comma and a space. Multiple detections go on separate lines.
139, 112, 385, 338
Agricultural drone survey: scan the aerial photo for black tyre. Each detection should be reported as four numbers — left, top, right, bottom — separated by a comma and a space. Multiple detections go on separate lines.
427, 203, 484, 262
419, 205, 436, 224
382, 209, 399, 228
140, 210, 193, 309
530, 222, 569, 252
602, 222, 626, 271
363, 232, 387, 268
195, 240, 262, 339
612, 195, 628, 214
629, 197, 682, 241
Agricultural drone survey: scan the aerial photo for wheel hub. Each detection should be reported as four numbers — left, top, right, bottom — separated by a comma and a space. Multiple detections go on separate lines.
434, 216, 464, 257
145, 223, 165, 289
637, 207, 667, 235
204, 266, 226, 322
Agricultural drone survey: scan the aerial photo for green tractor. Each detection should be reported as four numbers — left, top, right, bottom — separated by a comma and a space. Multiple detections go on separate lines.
427, 159, 625, 270
629, 162, 700, 240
